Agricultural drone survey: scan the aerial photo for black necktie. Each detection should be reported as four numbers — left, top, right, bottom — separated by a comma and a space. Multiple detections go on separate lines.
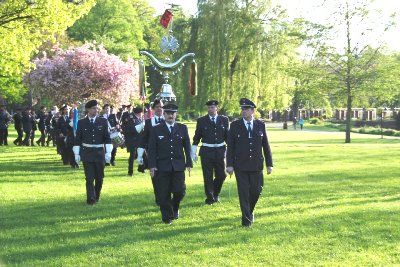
90, 118, 94, 124
247, 122, 252, 138
169, 125, 173, 133
211, 117, 215, 124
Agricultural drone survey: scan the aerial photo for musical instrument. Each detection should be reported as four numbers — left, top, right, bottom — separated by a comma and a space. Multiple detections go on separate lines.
110, 128, 124, 147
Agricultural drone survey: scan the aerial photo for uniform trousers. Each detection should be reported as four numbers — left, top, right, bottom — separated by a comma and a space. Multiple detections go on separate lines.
235, 170, 264, 226
15, 128, 23, 145
155, 170, 186, 221
0, 129, 7, 145
200, 156, 226, 201
83, 161, 105, 202
23, 130, 31, 146
128, 149, 137, 175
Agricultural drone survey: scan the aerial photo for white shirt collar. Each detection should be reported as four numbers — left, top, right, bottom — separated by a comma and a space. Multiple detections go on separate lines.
209, 114, 218, 121
243, 118, 253, 128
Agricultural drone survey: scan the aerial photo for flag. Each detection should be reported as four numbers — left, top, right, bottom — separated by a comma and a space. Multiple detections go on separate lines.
160, 9, 173, 29
139, 60, 146, 103
73, 107, 78, 137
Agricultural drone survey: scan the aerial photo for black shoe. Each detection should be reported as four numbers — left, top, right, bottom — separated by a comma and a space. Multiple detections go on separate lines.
36, 140, 41, 146
13, 140, 18, 146
242, 223, 252, 228
111, 161, 115, 166
214, 196, 220, 203
105, 163, 110, 166
173, 211, 180, 220
205, 198, 214, 205
87, 198, 96, 205
128, 172, 133, 177
162, 219, 172, 225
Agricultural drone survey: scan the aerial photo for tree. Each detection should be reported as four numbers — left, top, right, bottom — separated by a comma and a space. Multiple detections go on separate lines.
0, 0, 95, 103
24, 43, 139, 106
67, 0, 156, 60
315, 0, 396, 143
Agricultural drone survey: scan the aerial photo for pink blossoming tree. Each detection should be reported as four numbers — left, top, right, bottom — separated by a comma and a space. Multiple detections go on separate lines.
25, 42, 139, 106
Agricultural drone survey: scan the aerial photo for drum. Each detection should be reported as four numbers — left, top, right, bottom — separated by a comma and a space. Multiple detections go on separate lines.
110, 128, 125, 147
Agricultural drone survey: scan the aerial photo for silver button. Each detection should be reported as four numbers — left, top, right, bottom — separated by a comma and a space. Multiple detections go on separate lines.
250, 156, 252, 158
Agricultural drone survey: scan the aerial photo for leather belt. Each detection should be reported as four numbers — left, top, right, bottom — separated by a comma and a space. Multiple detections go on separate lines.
202, 142, 225, 148
82, 143, 104, 148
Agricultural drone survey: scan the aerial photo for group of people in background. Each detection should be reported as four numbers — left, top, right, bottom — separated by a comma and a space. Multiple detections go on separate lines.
1, 97, 274, 227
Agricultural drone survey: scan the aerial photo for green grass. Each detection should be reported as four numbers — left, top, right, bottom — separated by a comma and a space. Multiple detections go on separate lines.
1, 123, 399, 266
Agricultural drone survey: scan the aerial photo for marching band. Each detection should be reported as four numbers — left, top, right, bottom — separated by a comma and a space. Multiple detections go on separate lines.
1, 97, 273, 227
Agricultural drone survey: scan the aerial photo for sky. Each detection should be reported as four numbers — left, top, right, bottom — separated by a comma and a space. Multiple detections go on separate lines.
147, 0, 400, 52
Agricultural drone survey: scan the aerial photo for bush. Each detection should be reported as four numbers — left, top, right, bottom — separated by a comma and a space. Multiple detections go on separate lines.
309, 117, 323, 125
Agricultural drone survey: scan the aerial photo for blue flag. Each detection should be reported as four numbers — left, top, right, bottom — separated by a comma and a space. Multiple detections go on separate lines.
73, 108, 79, 136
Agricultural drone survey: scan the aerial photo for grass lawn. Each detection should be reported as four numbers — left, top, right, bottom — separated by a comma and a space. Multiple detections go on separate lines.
1, 123, 399, 266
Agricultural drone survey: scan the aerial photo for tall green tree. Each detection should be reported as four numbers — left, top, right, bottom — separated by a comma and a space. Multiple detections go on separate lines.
67, 0, 157, 60
0, 0, 95, 103
315, 0, 396, 143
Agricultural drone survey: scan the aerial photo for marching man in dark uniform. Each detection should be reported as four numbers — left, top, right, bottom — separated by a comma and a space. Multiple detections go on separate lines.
125, 107, 144, 176
192, 100, 229, 205
36, 106, 47, 146
13, 108, 23, 146
226, 98, 273, 227
73, 100, 112, 205
102, 104, 120, 166
21, 107, 33, 146
137, 99, 164, 205
57, 105, 73, 165
148, 103, 193, 224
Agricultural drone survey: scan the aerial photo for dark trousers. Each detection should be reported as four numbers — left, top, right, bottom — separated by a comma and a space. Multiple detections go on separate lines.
235, 170, 264, 226
111, 146, 117, 163
58, 138, 69, 164
37, 129, 45, 145
151, 175, 159, 205
200, 157, 226, 201
128, 149, 137, 175
0, 129, 7, 145
14, 128, 23, 145
23, 130, 31, 146
30, 130, 35, 145
155, 171, 186, 221
83, 161, 105, 202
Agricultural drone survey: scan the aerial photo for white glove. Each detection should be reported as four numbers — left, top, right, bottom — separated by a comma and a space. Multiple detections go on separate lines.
135, 122, 145, 133
267, 166, 273, 175
105, 153, 111, 163
69, 121, 74, 127
73, 146, 80, 163
137, 147, 145, 165
191, 145, 198, 163
104, 144, 113, 163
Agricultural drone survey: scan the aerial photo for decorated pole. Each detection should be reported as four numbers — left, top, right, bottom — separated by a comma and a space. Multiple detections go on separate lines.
139, 7, 196, 102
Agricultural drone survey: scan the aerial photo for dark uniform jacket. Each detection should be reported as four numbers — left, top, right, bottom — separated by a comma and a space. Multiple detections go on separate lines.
139, 116, 163, 149
226, 119, 273, 171
0, 111, 11, 130
74, 117, 111, 162
13, 113, 22, 130
37, 111, 46, 131
192, 115, 229, 159
124, 114, 142, 152
120, 111, 130, 133
21, 111, 33, 132
103, 113, 119, 128
57, 115, 72, 137
148, 122, 193, 172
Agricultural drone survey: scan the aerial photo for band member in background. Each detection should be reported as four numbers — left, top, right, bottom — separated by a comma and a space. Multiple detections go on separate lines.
226, 98, 273, 227
125, 107, 144, 176
120, 104, 132, 134
36, 106, 47, 146
137, 99, 164, 205
148, 103, 193, 224
22, 107, 33, 146
45, 106, 58, 147
13, 108, 23, 146
30, 109, 38, 146
73, 100, 112, 205
0, 105, 11, 145
192, 100, 229, 205
57, 105, 74, 166
102, 104, 120, 166
116, 105, 126, 122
